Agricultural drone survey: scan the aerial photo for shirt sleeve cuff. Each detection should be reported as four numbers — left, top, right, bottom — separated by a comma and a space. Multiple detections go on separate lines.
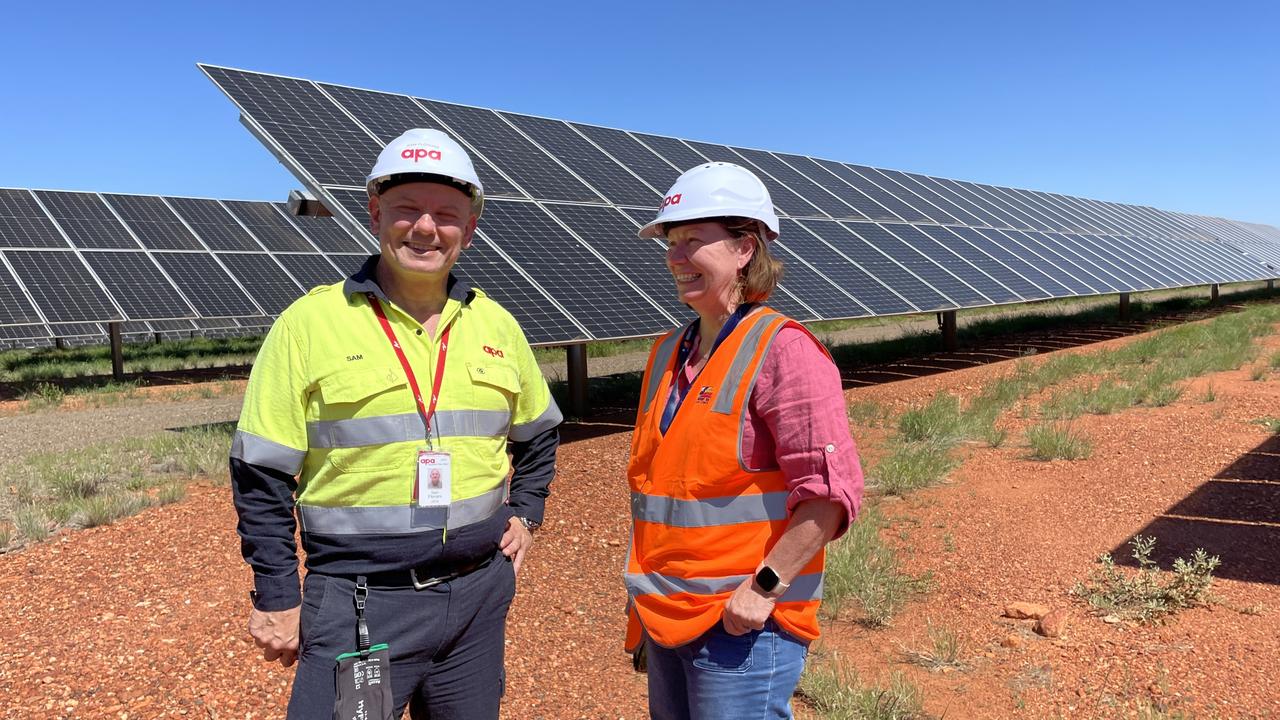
251, 572, 301, 611
506, 496, 546, 525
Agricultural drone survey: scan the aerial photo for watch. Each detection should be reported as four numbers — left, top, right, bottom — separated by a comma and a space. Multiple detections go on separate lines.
517, 516, 541, 532
753, 565, 790, 597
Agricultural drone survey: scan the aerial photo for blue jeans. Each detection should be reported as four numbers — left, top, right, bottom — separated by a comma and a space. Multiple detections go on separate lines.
645, 619, 809, 720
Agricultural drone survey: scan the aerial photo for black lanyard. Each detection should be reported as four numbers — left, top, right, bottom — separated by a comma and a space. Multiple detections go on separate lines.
659, 304, 754, 435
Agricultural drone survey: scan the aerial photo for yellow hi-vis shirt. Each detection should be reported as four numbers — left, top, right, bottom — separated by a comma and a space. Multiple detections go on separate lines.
232, 269, 561, 539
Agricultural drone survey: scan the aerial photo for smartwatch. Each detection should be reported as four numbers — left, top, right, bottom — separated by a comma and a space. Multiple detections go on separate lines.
753, 565, 790, 597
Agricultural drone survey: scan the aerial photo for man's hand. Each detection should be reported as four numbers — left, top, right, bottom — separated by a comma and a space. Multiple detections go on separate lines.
249, 605, 301, 667
500, 516, 534, 575
721, 577, 775, 636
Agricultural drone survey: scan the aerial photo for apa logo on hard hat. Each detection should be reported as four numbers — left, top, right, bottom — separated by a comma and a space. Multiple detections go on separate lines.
661, 193, 682, 209
401, 146, 443, 163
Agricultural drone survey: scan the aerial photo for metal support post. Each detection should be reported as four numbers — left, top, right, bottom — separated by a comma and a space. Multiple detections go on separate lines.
566, 344, 588, 418
939, 310, 957, 351
1119, 292, 1130, 320
1210, 284, 1220, 304
109, 322, 125, 381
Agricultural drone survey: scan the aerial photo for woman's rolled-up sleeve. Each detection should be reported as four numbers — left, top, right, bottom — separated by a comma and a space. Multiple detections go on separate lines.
748, 327, 863, 537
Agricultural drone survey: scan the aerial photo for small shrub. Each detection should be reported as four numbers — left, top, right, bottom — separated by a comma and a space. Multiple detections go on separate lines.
68, 493, 151, 529
897, 393, 963, 443
848, 400, 892, 429
898, 622, 968, 672
48, 469, 107, 501
0, 524, 12, 551
23, 382, 64, 409
1025, 421, 1093, 461
1072, 535, 1219, 624
1270, 350, 1280, 370
1198, 384, 1216, 403
1249, 364, 1268, 381
156, 482, 187, 505
12, 507, 50, 542
799, 654, 926, 720
872, 441, 957, 496
1253, 417, 1280, 433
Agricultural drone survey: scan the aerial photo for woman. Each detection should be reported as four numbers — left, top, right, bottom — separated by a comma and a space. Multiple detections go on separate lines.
625, 162, 864, 719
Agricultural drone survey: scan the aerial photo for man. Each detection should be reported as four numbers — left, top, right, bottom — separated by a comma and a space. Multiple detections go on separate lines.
230, 128, 561, 719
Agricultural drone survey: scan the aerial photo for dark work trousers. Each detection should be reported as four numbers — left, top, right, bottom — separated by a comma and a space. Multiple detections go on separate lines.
286, 552, 516, 719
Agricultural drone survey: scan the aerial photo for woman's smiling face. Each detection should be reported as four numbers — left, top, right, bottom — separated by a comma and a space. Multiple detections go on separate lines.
665, 221, 755, 316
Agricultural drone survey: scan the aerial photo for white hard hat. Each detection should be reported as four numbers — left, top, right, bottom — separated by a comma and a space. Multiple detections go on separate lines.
366, 128, 485, 216
638, 162, 779, 241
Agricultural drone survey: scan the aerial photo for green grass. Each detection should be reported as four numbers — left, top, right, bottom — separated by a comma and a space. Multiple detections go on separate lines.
822, 505, 930, 627
0, 423, 235, 549
0, 335, 262, 382
798, 653, 928, 720
1025, 421, 1094, 461
1253, 417, 1280, 433
897, 393, 964, 444
1072, 535, 1220, 624
898, 622, 968, 672
870, 441, 958, 496
849, 399, 893, 429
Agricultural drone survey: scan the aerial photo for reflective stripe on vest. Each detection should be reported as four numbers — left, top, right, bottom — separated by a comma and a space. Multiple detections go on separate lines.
625, 571, 823, 603
297, 485, 505, 535
641, 326, 687, 415
631, 491, 789, 528
307, 409, 512, 448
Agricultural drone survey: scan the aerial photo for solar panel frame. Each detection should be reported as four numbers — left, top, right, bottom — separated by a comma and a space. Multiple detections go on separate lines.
151, 251, 262, 318
223, 200, 317, 252
0, 252, 46, 325
859, 167, 961, 226
216, 252, 307, 315
570, 124, 683, 200
34, 191, 141, 250
847, 222, 989, 307
683, 140, 826, 218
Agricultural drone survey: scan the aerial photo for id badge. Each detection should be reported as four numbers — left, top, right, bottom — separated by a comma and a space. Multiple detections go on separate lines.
417, 450, 452, 508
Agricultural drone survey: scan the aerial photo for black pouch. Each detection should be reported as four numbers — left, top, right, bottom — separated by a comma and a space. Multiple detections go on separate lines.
334, 643, 393, 720
333, 576, 394, 720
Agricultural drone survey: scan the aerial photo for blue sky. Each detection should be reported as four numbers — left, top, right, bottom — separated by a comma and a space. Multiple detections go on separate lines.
2, 1, 1276, 226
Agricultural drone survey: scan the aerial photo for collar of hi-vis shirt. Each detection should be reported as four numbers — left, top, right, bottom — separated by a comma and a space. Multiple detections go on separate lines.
343, 254, 476, 321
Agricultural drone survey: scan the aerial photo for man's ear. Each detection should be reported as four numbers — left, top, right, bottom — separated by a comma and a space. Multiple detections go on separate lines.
367, 194, 381, 235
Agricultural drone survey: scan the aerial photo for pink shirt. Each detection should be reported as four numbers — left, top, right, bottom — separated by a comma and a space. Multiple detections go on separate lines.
679, 326, 863, 536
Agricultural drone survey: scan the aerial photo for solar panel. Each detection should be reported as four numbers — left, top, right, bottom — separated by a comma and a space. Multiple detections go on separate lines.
5, 250, 121, 323
198, 64, 1277, 354
166, 197, 261, 251
35, 191, 139, 250
223, 200, 315, 252
103, 194, 204, 250
152, 252, 261, 317
216, 253, 306, 314
274, 253, 346, 291
79, 252, 194, 320
501, 113, 660, 207
318, 83, 523, 198
0, 189, 69, 249
0, 256, 43, 324
478, 199, 673, 339
202, 66, 379, 187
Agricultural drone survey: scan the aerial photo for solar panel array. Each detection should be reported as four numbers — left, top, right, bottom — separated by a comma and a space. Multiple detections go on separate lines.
199, 65, 1280, 347
0, 188, 371, 349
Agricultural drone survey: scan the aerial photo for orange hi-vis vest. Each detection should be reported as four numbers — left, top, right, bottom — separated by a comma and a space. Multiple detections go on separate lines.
625, 308, 830, 651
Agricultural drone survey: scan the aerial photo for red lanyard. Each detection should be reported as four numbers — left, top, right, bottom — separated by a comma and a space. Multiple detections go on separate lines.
367, 293, 451, 442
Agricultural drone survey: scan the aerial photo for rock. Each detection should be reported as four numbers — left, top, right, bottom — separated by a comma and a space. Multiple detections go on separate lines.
1102, 614, 1122, 624
1000, 634, 1024, 648
1003, 602, 1051, 620
1036, 608, 1070, 638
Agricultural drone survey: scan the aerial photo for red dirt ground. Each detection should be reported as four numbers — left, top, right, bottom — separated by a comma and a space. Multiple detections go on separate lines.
1, 317, 1278, 719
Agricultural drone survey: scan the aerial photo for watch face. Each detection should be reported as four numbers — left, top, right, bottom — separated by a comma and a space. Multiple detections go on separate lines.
754, 566, 781, 593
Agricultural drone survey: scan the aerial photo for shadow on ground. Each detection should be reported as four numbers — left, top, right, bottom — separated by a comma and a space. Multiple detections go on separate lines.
1110, 433, 1280, 585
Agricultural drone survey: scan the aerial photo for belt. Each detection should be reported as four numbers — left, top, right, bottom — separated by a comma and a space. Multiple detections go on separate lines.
360, 553, 498, 591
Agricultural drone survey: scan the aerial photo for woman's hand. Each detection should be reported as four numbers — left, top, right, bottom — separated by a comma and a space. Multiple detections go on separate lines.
721, 577, 776, 635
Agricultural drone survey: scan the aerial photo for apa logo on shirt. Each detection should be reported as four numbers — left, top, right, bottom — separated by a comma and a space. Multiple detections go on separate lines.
483, 345, 505, 358
695, 386, 713, 404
